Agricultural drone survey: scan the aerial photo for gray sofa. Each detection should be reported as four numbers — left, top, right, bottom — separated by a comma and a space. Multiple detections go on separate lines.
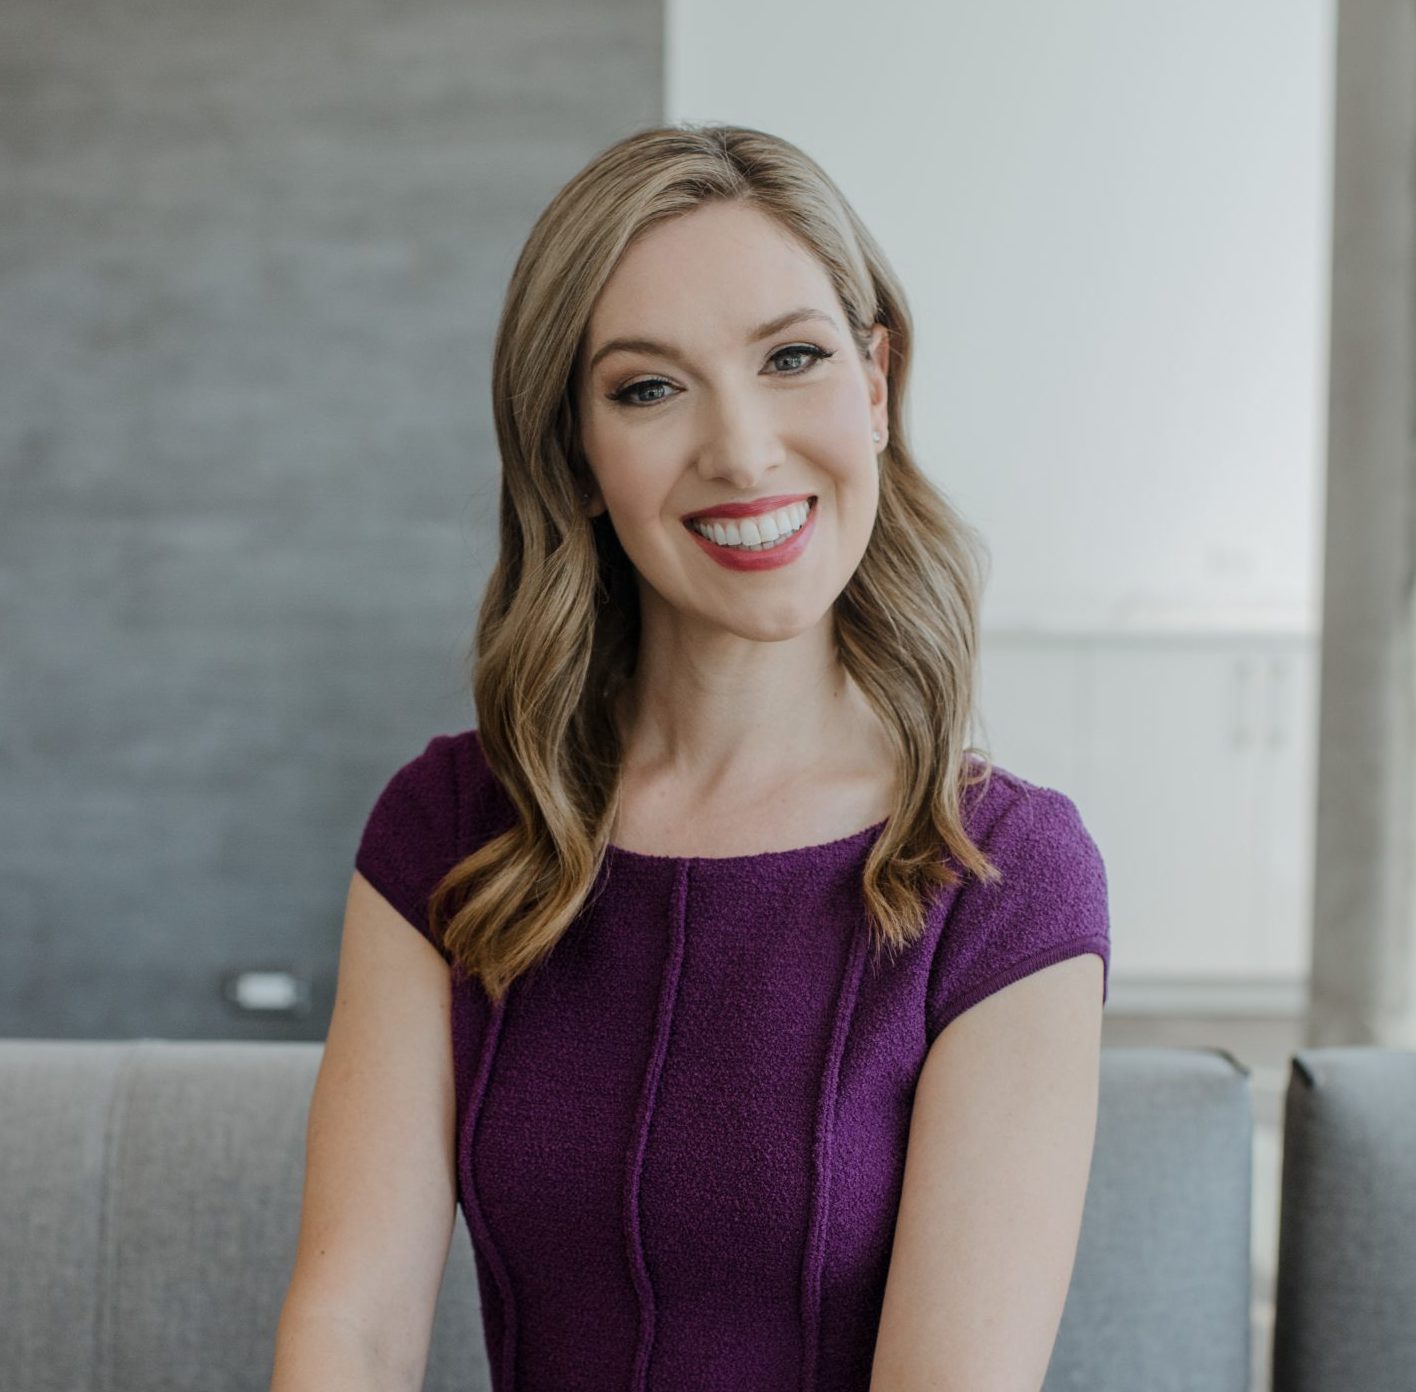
0, 1040, 1410, 1392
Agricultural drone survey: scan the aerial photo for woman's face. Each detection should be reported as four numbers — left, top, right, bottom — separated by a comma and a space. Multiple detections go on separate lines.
575, 200, 890, 644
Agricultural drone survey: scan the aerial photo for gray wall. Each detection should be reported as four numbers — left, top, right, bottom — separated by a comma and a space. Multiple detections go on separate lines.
0, 0, 661, 1038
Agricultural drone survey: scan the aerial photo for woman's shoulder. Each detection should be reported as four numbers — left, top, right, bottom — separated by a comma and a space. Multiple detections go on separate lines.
352, 725, 524, 955
362, 724, 490, 816
959, 757, 1095, 854
926, 758, 1111, 1039
354, 727, 512, 901
406, 725, 515, 842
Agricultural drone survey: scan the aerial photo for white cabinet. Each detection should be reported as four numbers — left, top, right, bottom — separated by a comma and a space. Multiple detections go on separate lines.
978, 630, 1318, 996
1251, 646, 1319, 978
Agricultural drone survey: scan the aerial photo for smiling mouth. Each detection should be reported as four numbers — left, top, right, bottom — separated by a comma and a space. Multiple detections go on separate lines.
684, 497, 817, 551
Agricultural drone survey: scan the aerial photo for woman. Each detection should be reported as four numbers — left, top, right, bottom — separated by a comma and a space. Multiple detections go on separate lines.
270, 122, 1110, 1392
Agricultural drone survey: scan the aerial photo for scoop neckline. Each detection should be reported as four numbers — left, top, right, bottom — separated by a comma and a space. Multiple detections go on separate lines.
605, 814, 891, 866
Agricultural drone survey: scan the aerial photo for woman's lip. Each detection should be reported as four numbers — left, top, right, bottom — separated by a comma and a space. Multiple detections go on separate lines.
685, 497, 818, 572
681, 492, 815, 523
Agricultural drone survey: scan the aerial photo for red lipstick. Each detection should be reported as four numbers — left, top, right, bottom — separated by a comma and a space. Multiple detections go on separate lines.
680, 493, 814, 523
684, 497, 818, 572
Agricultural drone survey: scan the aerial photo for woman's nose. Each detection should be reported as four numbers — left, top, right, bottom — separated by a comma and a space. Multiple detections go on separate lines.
694, 404, 786, 486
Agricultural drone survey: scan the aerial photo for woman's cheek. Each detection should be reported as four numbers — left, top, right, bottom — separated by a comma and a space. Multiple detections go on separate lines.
803, 385, 870, 461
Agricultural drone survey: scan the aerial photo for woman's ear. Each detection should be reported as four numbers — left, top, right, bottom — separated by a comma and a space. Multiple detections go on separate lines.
580, 475, 607, 519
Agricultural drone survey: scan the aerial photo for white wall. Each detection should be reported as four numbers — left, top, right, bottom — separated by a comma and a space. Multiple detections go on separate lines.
667, 0, 1334, 632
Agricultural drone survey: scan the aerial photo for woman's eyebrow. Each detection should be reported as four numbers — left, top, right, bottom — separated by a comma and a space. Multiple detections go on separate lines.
586, 306, 837, 376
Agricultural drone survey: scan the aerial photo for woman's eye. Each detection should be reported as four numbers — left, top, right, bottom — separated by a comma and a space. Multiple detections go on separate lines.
612, 378, 673, 407
608, 343, 835, 408
768, 343, 832, 374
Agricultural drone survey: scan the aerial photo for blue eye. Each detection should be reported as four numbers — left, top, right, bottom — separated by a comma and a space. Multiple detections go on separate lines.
608, 343, 835, 408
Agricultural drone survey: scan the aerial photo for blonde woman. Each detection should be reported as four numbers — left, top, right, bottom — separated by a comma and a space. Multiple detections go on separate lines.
271, 123, 1110, 1392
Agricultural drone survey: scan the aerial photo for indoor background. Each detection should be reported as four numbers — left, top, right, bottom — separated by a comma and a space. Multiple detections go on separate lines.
5, 4, 1410, 1391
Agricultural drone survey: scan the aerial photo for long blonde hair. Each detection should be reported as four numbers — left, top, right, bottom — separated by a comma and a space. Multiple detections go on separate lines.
430, 121, 1001, 1003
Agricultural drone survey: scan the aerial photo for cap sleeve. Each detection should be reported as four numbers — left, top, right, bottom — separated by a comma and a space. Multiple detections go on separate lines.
354, 734, 461, 963
926, 783, 1111, 1043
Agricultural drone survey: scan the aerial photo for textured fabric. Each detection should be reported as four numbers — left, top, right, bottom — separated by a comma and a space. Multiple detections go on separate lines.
0, 1040, 489, 1392
354, 727, 1110, 1392
1273, 1049, 1416, 1392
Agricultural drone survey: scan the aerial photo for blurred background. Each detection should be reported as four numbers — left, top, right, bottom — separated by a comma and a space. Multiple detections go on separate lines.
4, 1, 1412, 1387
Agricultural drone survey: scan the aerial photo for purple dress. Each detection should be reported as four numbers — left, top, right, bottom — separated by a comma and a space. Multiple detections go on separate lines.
355, 727, 1110, 1392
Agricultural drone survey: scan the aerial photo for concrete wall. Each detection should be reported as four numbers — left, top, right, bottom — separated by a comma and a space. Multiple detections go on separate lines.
0, 0, 662, 1038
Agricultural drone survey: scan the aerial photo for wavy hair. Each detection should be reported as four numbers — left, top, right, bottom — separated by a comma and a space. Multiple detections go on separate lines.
429, 121, 1000, 1004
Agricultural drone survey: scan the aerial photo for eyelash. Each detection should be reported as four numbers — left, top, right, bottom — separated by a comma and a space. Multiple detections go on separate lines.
607, 343, 836, 408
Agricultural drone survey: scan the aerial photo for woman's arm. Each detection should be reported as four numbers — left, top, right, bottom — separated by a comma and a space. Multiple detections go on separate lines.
870, 952, 1105, 1392
268, 871, 460, 1392
269, 1305, 400, 1392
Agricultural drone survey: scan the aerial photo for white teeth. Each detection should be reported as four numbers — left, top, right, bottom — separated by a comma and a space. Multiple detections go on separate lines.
689, 500, 811, 550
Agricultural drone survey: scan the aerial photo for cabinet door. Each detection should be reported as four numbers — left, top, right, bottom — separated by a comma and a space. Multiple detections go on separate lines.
1085, 647, 1267, 978
1253, 644, 1318, 979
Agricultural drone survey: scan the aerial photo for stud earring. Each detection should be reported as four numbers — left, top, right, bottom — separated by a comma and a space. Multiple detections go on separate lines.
872, 430, 882, 443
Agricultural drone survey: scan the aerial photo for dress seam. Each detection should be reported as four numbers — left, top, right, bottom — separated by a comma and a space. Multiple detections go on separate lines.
799, 909, 870, 1392
464, 992, 518, 1391
626, 857, 690, 1390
